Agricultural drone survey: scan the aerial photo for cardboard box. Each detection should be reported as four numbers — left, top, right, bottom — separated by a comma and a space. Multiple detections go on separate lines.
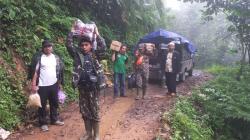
110, 40, 122, 52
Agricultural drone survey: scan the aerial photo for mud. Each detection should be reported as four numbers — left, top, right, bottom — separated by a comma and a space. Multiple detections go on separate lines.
9, 70, 212, 140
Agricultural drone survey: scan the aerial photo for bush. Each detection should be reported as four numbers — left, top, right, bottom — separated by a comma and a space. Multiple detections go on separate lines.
168, 65, 250, 140
193, 65, 250, 139
166, 98, 213, 140
0, 67, 26, 130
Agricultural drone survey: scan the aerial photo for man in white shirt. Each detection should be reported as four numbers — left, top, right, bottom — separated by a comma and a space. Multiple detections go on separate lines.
31, 40, 64, 132
164, 42, 181, 96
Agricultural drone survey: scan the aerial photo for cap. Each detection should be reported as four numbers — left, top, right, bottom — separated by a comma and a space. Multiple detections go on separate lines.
42, 40, 53, 48
168, 42, 175, 47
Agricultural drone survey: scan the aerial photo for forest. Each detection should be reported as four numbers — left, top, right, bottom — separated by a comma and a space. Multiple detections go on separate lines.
0, 0, 249, 139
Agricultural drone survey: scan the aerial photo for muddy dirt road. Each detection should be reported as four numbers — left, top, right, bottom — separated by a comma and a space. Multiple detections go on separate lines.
9, 70, 212, 140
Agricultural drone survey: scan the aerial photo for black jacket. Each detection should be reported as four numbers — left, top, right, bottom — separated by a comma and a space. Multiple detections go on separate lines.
161, 50, 181, 74
28, 51, 64, 85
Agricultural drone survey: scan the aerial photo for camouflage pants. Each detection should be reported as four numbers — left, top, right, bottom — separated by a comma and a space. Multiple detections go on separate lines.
135, 69, 148, 89
78, 86, 100, 121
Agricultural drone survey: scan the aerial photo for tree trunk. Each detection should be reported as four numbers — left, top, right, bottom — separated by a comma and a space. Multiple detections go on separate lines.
237, 37, 247, 81
247, 44, 250, 64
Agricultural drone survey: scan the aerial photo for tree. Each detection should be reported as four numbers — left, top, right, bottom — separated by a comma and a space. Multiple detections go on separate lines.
182, 0, 250, 64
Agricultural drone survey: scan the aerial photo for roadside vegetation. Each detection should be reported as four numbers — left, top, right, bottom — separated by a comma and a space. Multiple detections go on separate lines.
164, 65, 250, 140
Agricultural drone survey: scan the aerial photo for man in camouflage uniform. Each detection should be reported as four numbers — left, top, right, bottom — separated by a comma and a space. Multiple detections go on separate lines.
134, 47, 150, 100
66, 32, 102, 140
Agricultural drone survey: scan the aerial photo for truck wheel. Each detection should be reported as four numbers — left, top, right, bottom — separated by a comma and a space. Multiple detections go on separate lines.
188, 69, 193, 76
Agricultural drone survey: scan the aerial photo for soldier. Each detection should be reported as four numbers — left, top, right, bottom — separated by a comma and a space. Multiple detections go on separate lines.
134, 46, 150, 100
66, 32, 102, 140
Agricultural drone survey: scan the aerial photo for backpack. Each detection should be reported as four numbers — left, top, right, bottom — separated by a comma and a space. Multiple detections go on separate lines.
128, 73, 136, 89
72, 50, 106, 90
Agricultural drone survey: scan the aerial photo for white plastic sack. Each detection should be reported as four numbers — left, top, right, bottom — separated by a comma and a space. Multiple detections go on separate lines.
27, 93, 42, 108
71, 19, 101, 50
0, 128, 11, 140
71, 19, 96, 39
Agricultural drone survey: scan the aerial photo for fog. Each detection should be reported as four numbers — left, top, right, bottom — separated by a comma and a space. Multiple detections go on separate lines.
161, 0, 241, 67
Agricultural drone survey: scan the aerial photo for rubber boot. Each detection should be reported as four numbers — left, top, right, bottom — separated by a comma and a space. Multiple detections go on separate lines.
93, 121, 100, 140
142, 87, 146, 99
135, 87, 140, 100
80, 118, 93, 140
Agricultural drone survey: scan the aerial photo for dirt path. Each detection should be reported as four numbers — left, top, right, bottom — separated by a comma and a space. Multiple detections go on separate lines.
9, 70, 212, 140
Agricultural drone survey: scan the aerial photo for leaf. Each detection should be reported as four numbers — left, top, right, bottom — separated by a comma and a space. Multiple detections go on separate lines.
8, 8, 16, 20
33, 35, 40, 42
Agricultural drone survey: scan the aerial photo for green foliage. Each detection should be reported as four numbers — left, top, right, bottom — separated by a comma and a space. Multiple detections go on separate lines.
205, 65, 239, 76
168, 65, 250, 140
0, 67, 26, 130
166, 98, 213, 140
193, 65, 250, 139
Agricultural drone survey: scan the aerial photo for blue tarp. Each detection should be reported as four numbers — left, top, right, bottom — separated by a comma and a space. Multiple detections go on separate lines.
137, 29, 196, 54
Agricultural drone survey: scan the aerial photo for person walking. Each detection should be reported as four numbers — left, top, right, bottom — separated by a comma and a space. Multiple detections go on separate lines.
163, 42, 181, 96
112, 45, 128, 98
66, 32, 102, 140
30, 39, 64, 132
134, 47, 150, 100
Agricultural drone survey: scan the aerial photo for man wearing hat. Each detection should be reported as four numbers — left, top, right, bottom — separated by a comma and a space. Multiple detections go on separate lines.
30, 39, 64, 132
66, 32, 103, 140
163, 42, 181, 96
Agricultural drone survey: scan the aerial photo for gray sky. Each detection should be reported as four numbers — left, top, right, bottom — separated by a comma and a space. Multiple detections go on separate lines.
162, 0, 203, 11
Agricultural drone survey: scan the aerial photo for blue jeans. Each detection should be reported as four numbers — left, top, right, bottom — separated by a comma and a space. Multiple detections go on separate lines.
114, 73, 126, 97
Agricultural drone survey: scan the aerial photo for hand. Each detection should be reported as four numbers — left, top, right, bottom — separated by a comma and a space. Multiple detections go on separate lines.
59, 84, 63, 90
31, 85, 38, 93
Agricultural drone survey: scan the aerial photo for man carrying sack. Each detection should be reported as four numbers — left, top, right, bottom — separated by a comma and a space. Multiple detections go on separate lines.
66, 28, 104, 140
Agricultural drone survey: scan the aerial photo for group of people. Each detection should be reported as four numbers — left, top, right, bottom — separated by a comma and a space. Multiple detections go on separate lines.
112, 42, 181, 100
29, 30, 181, 140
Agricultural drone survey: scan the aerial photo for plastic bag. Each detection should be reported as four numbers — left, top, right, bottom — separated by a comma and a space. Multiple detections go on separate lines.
0, 127, 11, 140
58, 90, 66, 104
128, 73, 137, 89
27, 93, 42, 108
71, 19, 96, 40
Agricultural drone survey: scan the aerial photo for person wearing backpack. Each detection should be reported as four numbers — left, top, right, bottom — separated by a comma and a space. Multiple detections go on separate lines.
134, 46, 150, 100
29, 39, 64, 132
112, 45, 128, 98
66, 32, 103, 140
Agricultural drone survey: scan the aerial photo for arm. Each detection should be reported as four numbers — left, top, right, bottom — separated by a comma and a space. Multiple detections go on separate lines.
31, 63, 39, 93
111, 52, 116, 62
